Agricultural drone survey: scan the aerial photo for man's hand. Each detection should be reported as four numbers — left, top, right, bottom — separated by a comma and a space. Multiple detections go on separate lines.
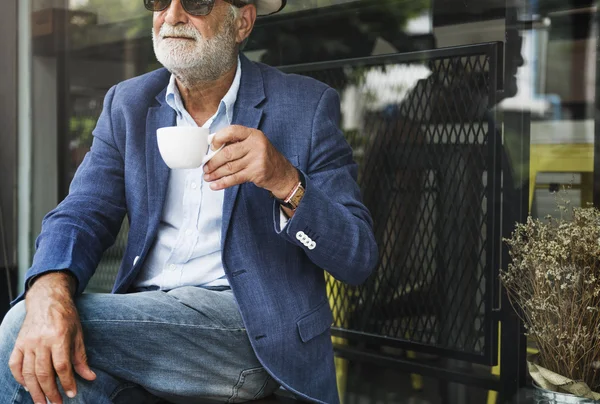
9, 272, 96, 404
203, 125, 299, 200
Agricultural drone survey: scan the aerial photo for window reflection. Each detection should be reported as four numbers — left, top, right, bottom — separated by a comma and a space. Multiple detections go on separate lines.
26, 0, 599, 317
16, 0, 600, 401
69, 0, 146, 24
249, 0, 433, 65
281, 0, 358, 13
517, 3, 596, 218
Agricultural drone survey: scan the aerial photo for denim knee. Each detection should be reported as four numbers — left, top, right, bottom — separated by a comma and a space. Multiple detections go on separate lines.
0, 301, 26, 351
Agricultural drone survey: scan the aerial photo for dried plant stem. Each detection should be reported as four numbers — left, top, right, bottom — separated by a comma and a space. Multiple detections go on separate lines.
501, 204, 600, 393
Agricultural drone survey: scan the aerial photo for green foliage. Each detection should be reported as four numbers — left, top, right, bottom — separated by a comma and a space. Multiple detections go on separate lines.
70, 116, 96, 147
327, 0, 428, 32
344, 128, 368, 150
70, 0, 147, 24
74, 0, 430, 25
285, 0, 430, 24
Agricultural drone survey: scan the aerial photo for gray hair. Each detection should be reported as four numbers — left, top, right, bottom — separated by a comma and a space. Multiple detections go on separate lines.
231, 0, 255, 50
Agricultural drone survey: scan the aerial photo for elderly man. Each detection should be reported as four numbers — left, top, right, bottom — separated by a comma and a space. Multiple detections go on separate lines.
0, 0, 378, 403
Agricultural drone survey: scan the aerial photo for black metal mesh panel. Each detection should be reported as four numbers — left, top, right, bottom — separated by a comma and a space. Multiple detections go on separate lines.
72, 46, 502, 364
86, 220, 127, 292
283, 44, 502, 363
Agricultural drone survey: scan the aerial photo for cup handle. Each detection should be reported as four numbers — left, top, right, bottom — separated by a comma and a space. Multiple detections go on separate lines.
202, 134, 224, 165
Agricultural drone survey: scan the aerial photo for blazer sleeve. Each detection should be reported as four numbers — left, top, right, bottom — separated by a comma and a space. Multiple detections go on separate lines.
18, 85, 126, 300
273, 87, 379, 286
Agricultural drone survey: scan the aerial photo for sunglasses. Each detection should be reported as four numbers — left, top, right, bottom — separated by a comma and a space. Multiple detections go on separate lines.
144, 0, 248, 16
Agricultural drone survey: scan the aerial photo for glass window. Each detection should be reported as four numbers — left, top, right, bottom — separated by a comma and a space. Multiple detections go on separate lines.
10, 0, 600, 400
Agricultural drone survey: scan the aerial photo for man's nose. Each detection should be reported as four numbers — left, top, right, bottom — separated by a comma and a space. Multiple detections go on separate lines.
164, 0, 189, 25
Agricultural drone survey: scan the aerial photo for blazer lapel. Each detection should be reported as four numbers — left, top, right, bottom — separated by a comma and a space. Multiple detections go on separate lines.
146, 90, 176, 228
221, 54, 266, 248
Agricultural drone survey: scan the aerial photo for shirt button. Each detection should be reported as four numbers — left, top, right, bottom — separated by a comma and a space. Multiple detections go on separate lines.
191, 182, 198, 189
185, 229, 193, 236
168, 264, 176, 271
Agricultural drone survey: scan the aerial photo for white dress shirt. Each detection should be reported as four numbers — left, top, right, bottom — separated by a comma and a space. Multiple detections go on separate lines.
133, 59, 242, 290
134, 58, 290, 291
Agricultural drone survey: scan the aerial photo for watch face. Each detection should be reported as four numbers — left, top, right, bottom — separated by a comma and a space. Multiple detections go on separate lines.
289, 185, 305, 209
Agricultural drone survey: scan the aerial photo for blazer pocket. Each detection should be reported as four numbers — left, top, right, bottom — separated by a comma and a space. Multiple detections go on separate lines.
296, 299, 334, 343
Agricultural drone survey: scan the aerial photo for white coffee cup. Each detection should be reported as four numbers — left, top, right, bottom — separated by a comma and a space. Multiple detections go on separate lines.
156, 126, 223, 169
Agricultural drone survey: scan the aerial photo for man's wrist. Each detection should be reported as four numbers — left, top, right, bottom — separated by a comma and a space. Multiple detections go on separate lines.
27, 270, 77, 297
270, 165, 300, 200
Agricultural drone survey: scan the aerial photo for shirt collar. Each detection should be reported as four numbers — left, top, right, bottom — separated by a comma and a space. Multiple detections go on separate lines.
165, 56, 242, 125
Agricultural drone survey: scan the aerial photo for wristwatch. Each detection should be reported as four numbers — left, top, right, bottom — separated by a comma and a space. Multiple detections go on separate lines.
274, 170, 306, 210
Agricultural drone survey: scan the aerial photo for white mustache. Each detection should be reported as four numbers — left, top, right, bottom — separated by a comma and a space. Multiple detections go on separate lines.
159, 24, 201, 40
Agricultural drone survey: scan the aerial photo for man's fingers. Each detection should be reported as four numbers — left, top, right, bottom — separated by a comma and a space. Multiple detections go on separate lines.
52, 345, 77, 399
211, 125, 251, 150
8, 346, 26, 387
72, 331, 96, 381
35, 348, 62, 404
21, 351, 46, 404
204, 155, 251, 183
204, 142, 249, 174
208, 169, 250, 191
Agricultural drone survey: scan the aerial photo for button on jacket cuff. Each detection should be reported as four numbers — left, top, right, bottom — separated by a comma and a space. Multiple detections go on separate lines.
272, 166, 377, 285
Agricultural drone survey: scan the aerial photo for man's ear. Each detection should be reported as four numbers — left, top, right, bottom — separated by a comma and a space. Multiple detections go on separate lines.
236, 3, 257, 45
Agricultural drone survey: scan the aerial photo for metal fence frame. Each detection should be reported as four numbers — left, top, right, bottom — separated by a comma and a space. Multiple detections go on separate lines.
72, 41, 527, 399
280, 42, 527, 398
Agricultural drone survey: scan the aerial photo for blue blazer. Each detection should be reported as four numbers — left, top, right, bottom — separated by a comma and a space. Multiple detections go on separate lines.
20, 54, 378, 404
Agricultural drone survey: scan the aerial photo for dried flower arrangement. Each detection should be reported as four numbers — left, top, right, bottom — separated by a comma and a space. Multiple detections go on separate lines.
501, 200, 600, 399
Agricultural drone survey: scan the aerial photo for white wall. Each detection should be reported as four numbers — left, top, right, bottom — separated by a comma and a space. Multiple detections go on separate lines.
0, 0, 18, 268
31, 57, 59, 237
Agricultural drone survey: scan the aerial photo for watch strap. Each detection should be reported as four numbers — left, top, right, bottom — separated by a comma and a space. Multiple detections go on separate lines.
272, 170, 306, 210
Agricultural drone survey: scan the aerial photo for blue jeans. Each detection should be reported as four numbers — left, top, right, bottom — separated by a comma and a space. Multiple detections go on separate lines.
0, 287, 279, 403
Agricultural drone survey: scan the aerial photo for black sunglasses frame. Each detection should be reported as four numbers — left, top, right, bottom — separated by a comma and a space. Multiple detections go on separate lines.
144, 0, 249, 16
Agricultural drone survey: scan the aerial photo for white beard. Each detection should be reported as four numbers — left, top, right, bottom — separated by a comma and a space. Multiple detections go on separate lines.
152, 10, 238, 87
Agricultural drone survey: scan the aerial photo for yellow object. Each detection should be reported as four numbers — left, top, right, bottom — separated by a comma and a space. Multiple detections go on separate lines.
327, 273, 424, 399
327, 274, 350, 401
407, 349, 424, 391
487, 324, 502, 404
528, 144, 594, 210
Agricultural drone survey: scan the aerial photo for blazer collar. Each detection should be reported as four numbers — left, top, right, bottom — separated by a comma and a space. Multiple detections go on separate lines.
223, 53, 265, 249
